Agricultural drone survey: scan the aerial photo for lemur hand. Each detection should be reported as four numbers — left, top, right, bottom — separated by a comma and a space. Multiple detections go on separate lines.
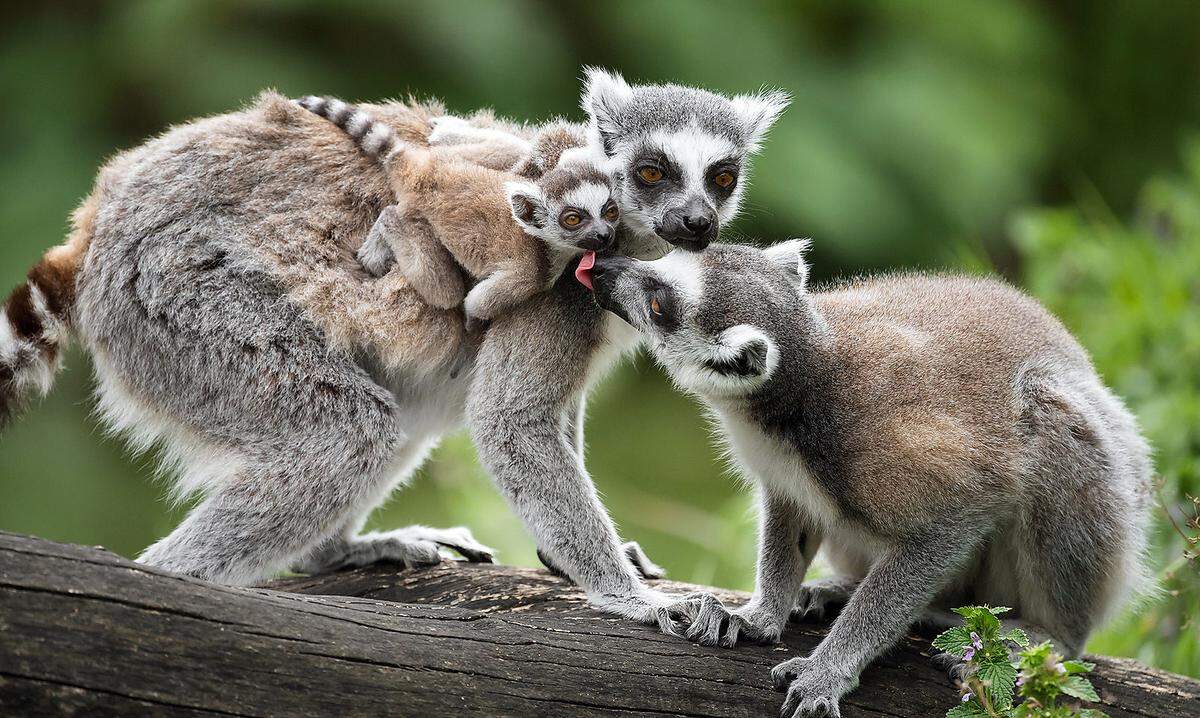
685, 596, 786, 647
772, 656, 856, 718
593, 588, 713, 638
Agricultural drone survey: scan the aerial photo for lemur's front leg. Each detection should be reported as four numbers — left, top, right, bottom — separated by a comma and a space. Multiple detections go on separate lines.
358, 205, 466, 310
688, 489, 820, 647
462, 259, 544, 322
772, 529, 981, 718
468, 286, 700, 634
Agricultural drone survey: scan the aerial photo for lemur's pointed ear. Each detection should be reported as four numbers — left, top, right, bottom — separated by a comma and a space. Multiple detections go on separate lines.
762, 238, 811, 291
581, 67, 633, 156
730, 89, 790, 152
506, 181, 547, 231
702, 325, 776, 379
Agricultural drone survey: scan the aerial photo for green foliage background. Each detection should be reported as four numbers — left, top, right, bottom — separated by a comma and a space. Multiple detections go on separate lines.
0, 1, 1196, 676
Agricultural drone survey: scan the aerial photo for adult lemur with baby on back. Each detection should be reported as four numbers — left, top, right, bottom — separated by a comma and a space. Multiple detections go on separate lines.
0, 70, 783, 627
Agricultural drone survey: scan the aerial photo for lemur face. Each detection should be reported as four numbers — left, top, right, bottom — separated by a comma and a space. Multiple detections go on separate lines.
506, 161, 620, 255
581, 68, 789, 252
588, 241, 810, 397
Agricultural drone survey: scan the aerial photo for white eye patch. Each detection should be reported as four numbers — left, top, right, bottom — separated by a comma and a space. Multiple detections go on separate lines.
646, 127, 737, 192
561, 182, 613, 215
646, 249, 704, 304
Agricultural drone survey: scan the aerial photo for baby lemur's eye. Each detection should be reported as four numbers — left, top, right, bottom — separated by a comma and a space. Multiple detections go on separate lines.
602, 202, 620, 221
559, 210, 583, 229
637, 166, 664, 184
713, 171, 737, 189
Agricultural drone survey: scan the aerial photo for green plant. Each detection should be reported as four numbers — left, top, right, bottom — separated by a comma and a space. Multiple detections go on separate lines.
933, 606, 1106, 718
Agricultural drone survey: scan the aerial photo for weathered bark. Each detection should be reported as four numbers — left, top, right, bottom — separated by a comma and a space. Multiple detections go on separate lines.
0, 532, 1195, 717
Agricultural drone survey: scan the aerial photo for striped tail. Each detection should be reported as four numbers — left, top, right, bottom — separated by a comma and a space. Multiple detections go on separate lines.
0, 248, 79, 428
298, 95, 398, 160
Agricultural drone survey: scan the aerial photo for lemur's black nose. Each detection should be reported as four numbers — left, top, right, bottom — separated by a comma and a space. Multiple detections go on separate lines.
682, 213, 713, 236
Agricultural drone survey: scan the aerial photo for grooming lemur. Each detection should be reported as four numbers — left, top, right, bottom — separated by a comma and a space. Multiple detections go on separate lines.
297, 96, 619, 326
0, 69, 787, 632
587, 242, 1152, 717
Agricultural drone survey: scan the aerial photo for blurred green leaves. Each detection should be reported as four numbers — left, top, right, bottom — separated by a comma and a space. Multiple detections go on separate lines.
0, 0, 1198, 678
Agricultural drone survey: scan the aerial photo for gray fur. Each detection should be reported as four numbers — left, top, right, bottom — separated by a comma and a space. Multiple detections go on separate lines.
590, 241, 1152, 717
5, 73, 781, 638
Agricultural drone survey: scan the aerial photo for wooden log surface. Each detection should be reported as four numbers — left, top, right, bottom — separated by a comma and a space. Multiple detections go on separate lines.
1, 531, 1196, 717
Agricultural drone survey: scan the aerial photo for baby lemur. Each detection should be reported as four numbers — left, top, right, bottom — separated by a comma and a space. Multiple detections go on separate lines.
297, 96, 619, 324
587, 242, 1151, 718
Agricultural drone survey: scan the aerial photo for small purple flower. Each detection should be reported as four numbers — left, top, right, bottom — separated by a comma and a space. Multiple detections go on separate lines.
962, 692, 973, 703
963, 647, 976, 661
1055, 662, 1067, 674
1017, 675, 1026, 687
970, 632, 983, 649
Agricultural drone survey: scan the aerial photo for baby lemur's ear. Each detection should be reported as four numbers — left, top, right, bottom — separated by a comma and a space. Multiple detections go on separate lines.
505, 181, 547, 231
581, 67, 633, 156
762, 238, 811, 292
702, 325, 776, 379
730, 89, 790, 152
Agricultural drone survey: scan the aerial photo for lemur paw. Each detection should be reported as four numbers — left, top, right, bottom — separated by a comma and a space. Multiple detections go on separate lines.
772, 657, 854, 718
685, 596, 783, 647
791, 577, 857, 622
930, 651, 971, 683
357, 238, 396, 277
293, 526, 494, 574
427, 115, 477, 145
595, 589, 705, 638
622, 541, 666, 579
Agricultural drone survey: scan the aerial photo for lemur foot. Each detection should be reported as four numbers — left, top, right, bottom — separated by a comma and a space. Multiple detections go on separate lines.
427, 115, 477, 145
357, 237, 396, 277
538, 541, 665, 580
594, 589, 708, 638
293, 525, 494, 574
685, 595, 783, 647
791, 576, 857, 622
772, 657, 855, 718
930, 651, 971, 683
622, 540, 666, 579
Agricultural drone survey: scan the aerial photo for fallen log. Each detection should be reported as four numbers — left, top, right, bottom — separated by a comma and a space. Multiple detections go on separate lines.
0, 531, 1195, 717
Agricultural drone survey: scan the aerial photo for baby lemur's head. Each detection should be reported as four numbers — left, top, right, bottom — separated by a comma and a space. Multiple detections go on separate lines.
580, 68, 789, 252
505, 158, 621, 255
588, 240, 811, 397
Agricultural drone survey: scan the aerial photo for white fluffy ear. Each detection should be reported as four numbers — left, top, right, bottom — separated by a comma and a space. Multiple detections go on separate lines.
702, 325, 777, 381
506, 181, 547, 232
581, 67, 633, 155
762, 238, 811, 291
730, 89, 790, 152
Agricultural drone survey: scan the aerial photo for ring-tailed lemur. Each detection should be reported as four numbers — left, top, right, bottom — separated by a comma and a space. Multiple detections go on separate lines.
585, 242, 1152, 717
298, 96, 620, 327
0, 70, 787, 635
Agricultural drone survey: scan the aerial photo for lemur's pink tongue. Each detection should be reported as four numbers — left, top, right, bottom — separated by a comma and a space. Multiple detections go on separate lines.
575, 251, 596, 290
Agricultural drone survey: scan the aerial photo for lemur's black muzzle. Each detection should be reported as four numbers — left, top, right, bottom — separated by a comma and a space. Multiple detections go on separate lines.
659, 198, 717, 251
590, 255, 636, 323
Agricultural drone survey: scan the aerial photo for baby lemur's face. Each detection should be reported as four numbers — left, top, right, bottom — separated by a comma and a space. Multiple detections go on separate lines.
506, 160, 620, 256
588, 241, 810, 397
581, 68, 789, 252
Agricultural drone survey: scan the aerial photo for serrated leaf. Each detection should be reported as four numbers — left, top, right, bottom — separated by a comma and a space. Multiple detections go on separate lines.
1000, 627, 1030, 648
1062, 659, 1095, 674
987, 606, 1012, 616
946, 701, 991, 718
978, 660, 1018, 710
933, 626, 974, 655
1061, 674, 1100, 702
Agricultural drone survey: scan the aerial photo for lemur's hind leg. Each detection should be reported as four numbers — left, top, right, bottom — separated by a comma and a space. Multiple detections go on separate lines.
463, 258, 544, 322
1010, 376, 1139, 658
358, 205, 466, 310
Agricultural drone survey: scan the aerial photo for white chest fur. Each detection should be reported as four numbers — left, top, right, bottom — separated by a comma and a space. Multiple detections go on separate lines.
714, 407, 842, 529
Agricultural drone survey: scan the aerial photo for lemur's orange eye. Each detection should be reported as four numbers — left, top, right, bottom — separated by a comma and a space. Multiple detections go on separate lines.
714, 171, 736, 189
637, 166, 664, 183
559, 210, 583, 228
650, 297, 662, 316
603, 204, 620, 221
